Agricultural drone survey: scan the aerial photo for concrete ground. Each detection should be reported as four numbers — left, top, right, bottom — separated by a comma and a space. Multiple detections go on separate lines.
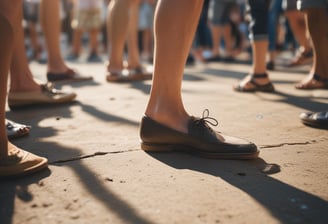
1, 55, 328, 224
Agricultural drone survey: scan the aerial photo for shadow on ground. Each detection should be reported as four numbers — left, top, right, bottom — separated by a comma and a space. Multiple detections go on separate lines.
148, 152, 328, 224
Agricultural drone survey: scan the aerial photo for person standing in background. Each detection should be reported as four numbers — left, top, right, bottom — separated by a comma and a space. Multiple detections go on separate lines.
67, 0, 103, 62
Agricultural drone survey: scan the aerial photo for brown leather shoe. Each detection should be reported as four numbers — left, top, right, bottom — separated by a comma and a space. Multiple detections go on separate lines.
8, 83, 77, 110
0, 147, 48, 178
140, 111, 259, 159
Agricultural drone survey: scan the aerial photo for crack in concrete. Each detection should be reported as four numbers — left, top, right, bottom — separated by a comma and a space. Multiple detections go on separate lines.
50, 149, 140, 164
260, 140, 314, 149
50, 138, 325, 164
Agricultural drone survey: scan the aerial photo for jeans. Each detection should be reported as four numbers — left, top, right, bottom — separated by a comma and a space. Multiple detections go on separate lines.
246, 0, 271, 41
268, 0, 283, 51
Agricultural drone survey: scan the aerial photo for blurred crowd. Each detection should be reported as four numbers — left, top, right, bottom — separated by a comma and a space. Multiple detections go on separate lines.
22, 0, 312, 69
23, 0, 156, 64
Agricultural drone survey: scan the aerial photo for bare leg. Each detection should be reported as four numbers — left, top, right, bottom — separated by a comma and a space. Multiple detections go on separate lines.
236, 40, 272, 90
126, 0, 141, 69
210, 25, 222, 57
0, 1, 48, 177
40, 0, 92, 81
296, 7, 328, 89
140, 0, 259, 159
39, 0, 69, 73
0, 3, 17, 158
222, 24, 234, 57
141, 29, 152, 61
71, 28, 83, 56
145, 0, 203, 133
27, 22, 42, 60
285, 11, 311, 53
89, 29, 100, 55
285, 10, 313, 67
8, 1, 77, 109
234, 0, 273, 92
107, 0, 131, 72
9, 6, 41, 93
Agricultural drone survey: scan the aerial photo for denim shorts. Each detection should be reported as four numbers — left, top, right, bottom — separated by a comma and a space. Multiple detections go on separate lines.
282, 0, 297, 11
208, 0, 237, 25
246, 0, 271, 41
297, 0, 328, 10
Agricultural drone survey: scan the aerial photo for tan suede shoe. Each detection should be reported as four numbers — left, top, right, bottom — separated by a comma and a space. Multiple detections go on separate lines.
8, 83, 77, 110
0, 147, 48, 178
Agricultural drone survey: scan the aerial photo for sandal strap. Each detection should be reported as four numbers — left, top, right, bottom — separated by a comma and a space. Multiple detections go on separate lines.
249, 79, 273, 88
249, 73, 269, 87
252, 73, 269, 78
300, 50, 313, 58
313, 74, 328, 83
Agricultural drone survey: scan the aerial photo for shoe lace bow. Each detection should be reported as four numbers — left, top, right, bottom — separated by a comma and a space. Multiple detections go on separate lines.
194, 109, 219, 131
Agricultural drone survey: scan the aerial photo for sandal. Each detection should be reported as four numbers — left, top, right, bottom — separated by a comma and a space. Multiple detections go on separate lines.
106, 67, 152, 83
300, 111, 328, 129
8, 83, 77, 110
287, 49, 313, 67
234, 73, 275, 92
6, 119, 31, 139
47, 68, 93, 82
295, 74, 328, 90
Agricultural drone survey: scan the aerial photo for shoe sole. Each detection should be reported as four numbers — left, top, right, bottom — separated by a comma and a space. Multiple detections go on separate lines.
8, 97, 77, 110
141, 142, 259, 160
0, 159, 48, 179
234, 84, 275, 93
301, 120, 328, 129
106, 73, 152, 83
47, 77, 93, 83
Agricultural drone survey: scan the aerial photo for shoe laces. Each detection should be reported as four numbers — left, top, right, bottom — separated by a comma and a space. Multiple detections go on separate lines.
41, 83, 60, 95
0, 148, 23, 165
194, 109, 219, 133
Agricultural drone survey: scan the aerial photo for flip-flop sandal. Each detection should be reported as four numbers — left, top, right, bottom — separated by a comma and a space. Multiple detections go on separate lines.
295, 74, 328, 90
300, 111, 328, 129
287, 50, 313, 67
47, 68, 93, 82
234, 73, 275, 92
6, 119, 31, 139
106, 68, 152, 83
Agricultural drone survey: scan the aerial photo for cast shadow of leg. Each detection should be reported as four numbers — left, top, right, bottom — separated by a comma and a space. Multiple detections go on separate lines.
147, 152, 328, 224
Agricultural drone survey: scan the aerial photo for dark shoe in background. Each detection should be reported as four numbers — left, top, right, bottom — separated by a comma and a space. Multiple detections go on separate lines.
87, 52, 103, 63
266, 61, 275, 71
300, 111, 328, 129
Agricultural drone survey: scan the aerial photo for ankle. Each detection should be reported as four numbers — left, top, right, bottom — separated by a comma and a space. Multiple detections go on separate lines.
10, 83, 41, 93
145, 110, 189, 134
